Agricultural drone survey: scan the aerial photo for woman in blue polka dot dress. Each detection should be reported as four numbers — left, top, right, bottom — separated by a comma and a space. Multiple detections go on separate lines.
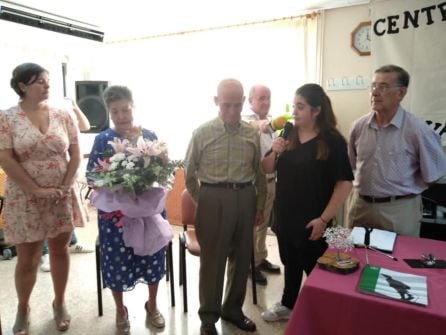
86, 86, 166, 332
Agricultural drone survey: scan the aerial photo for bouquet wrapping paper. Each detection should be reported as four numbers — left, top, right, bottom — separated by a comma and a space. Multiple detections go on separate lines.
91, 187, 173, 256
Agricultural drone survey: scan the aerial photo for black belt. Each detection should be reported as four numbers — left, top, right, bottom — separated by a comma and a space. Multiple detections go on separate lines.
201, 181, 252, 190
359, 194, 416, 203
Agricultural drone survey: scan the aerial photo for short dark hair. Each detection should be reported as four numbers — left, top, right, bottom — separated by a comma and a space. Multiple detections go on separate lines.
375, 64, 410, 87
10, 63, 48, 98
103, 85, 133, 106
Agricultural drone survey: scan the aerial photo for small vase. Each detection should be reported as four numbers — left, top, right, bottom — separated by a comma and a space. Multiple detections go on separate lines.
335, 249, 353, 266
335, 249, 342, 262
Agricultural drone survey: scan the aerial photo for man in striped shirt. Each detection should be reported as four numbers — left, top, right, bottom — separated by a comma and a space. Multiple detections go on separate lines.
185, 78, 266, 335
348, 64, 446, 236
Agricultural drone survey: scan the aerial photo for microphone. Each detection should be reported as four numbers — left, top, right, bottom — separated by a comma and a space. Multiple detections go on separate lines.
268, 103, 292, 131
280, 122, 294, 139
270, 115, 288, 131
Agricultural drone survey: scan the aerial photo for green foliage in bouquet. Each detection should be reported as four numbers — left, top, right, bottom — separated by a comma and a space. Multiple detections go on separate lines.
86, 136, 183, 195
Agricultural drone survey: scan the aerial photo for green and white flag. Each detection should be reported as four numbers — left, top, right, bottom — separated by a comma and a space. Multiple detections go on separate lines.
358, 265, 428, 306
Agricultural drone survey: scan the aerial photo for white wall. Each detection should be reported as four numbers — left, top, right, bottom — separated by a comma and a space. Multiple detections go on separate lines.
0, 20, 103, 105
322, 4, 372, 138
0, 20, 105, 157
321, 4, 373, 225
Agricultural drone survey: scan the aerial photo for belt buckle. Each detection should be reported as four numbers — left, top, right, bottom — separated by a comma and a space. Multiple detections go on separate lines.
232, 183, 240, 190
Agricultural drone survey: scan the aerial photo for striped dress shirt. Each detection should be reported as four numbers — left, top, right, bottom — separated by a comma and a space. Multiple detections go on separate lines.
348, 106, 446, 197
185, 117, 266, 210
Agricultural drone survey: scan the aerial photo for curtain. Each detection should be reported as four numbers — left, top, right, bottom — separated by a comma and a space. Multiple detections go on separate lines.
100, 14, 320, 159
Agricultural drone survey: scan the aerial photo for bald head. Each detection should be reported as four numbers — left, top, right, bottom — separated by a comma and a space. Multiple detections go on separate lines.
249, 84, 271, 120
214, 78, 245, 125
217, 78, 244, 97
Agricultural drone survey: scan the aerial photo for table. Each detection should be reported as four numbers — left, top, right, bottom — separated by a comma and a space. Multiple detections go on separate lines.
284, 236, 446, 335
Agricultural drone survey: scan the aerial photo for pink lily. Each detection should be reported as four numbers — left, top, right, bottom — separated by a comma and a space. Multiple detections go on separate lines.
93, 157, 111, 171
108, 137, 130, 153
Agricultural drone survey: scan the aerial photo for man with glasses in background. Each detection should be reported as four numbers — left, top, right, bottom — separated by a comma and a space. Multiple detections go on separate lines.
347, 64, 446, 236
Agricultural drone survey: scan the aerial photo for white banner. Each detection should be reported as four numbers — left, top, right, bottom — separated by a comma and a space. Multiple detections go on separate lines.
371, 0, 446, 144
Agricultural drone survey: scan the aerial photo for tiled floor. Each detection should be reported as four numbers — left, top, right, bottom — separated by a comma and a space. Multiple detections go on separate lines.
0, 205, 293, 335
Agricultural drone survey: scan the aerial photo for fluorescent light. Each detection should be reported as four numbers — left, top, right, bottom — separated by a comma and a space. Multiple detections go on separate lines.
0, 5, 104, 41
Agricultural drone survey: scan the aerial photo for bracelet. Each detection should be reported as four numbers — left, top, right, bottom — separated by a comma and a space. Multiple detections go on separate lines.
320, 216, 328, 224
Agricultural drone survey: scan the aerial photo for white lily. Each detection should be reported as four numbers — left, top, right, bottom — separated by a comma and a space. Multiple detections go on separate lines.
108, 137, 130, 153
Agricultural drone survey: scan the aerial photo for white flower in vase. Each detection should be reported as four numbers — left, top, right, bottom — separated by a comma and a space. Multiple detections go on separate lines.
323, 226, 355, 264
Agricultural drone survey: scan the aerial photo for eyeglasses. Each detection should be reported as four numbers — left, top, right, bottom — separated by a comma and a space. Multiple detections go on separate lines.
370, 84, 402, 93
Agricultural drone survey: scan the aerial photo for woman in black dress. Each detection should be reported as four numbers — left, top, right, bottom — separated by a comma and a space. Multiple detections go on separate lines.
261, 83, 353, 322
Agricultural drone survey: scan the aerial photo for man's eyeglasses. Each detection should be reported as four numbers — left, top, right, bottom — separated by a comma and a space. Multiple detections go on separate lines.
370, 84, 402, 93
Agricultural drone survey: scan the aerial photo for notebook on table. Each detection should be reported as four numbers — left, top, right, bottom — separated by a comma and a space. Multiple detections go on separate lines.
350, 226, 397, 253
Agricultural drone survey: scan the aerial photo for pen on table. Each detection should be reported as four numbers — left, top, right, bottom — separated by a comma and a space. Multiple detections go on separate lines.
368, 246, 398, 261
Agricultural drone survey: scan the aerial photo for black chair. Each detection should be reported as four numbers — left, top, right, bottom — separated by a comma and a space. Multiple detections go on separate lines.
178, 189, 257, 313
94, 236, 104, 316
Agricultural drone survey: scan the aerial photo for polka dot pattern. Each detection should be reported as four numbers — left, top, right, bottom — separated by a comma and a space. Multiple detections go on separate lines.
98, 209, 165, 292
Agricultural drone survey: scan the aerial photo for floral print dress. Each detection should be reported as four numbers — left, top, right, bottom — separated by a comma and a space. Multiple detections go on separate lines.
0, 105, 86, 244
86, 128, 165, 292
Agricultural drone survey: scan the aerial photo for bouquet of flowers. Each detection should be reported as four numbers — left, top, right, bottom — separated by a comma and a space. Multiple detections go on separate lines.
86, 136, 182, 195
87, 135, 183, 256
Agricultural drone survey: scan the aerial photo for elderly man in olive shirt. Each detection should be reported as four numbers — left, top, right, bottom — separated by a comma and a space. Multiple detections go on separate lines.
184, 78, 266, 335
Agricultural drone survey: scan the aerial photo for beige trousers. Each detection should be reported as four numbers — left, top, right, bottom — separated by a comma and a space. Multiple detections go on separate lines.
196, 185, 256, 324
254, 179, 276, 266
347, 189, 422, 237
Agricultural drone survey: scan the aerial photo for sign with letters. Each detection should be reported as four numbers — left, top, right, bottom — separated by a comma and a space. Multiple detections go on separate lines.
371, 0, 446, 144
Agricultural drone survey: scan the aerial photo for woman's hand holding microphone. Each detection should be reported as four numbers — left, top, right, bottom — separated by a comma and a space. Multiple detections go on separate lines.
271, 137, 287, 155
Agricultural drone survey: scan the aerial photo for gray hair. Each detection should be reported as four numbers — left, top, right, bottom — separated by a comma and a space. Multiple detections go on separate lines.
375, 64, 410, 87
103, 85, 133, 106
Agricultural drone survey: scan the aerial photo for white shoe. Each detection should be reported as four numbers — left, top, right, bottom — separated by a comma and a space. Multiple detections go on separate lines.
69, 243, 94, 254
40, 254, 51, 272
261, 302, 291, 322
147, 309, 165, 328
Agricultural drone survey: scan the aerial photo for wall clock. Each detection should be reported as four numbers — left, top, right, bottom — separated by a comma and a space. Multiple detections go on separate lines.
351, 21, 371, 56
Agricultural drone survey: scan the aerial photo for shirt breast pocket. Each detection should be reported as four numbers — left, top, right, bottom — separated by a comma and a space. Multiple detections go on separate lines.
387, 147, 415, 184
356, 144, 375, 162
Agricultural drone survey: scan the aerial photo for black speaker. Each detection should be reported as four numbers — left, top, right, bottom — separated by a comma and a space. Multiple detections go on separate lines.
75, 81, 109, 133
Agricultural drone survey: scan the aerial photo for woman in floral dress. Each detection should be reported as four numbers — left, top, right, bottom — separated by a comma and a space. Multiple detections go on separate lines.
0, 63, 85, 334
86, 85, 166, 333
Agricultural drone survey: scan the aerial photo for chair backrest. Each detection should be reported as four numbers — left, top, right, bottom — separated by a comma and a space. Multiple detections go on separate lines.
0, 169, 6, 228
166, 167, 186, 225
181, 189, 196, 230
0, 168, 6, 198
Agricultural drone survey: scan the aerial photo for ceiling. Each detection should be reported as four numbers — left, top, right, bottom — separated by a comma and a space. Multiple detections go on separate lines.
1, 0, 369, 41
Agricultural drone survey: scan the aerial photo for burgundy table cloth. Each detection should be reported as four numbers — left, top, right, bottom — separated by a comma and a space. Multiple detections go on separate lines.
285, 236, 446, 335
